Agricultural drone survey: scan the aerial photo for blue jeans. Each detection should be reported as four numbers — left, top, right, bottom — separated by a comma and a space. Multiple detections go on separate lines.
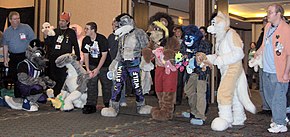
263, 72, 288, 125
259, 68, 270, 110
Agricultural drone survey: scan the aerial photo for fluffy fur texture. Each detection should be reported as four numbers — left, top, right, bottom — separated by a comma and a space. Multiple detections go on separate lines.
248, 53, 263, 72
53, 53, 89, 111
102, 13, 152, 117
206, 11, 256, 131
5, 39, 55, 112
145, 12, 179, 121
41, 22, 55, 36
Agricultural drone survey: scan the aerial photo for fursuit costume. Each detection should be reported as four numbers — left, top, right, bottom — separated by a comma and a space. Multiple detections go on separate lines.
101, 14, 152, 117
49, 53, 89, 111
180, 25, 210, 125
203, 11, 256, 131
142, 12, 180, 121
4, 39, 55, 111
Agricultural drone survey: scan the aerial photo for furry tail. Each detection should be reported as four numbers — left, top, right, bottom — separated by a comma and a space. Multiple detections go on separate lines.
237, 70, 256, 114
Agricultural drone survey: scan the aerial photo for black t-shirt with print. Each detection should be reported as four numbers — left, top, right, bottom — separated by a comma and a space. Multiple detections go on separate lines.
81, 33, 111, 67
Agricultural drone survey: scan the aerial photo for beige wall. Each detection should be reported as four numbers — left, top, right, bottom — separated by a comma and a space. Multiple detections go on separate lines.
64, 0, 121, 37
0, 0, 34, 8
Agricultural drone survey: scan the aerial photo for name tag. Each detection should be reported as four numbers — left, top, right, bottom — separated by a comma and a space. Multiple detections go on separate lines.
55, 44, 61, 49
56, 35, 64, 43
19, 33, 26, 40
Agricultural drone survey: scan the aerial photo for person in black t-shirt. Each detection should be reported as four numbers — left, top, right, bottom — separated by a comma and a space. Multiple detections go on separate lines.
81, 22, 112, 114
44, 12, 80, 97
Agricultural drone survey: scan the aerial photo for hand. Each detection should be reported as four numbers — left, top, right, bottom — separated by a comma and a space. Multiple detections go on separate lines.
203, 59, 213, 69
4, 60, 8, 67
90, 69, 99, 78
254, 51, 261, 59
283, 73, 289, 81
43, 29, 49, 38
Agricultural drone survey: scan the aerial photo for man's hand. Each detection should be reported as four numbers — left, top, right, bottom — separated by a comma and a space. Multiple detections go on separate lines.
89, 68, 99, 78
4, 60, 8, 67
283, 73, 289, 81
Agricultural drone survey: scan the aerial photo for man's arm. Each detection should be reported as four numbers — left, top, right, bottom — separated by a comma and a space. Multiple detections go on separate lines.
71, 31, 80, 61
3, 45, 9, 67
84, 53, 90, 72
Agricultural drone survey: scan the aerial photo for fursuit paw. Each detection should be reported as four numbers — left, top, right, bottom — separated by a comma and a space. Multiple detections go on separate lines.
150, 107, 160, 114
232, 115, 246, 126
151, 110, 173, 121
138, 105, 152, 114
211, 117, 232, 131
4, 96, 22, 110
101, 107, 118, 117
62, 103, 74, 112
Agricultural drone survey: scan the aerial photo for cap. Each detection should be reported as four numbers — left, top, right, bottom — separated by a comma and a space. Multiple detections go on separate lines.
60, 12, 71, 22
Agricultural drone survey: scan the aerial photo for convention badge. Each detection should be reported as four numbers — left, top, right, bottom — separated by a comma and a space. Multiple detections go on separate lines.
65, 35, 69, 43
55, 44, 61, 49
19, 33, 26, 40
56, 35, 64, 43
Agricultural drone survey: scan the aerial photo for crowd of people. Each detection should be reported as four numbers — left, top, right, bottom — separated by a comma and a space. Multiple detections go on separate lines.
0, 3, 290, 134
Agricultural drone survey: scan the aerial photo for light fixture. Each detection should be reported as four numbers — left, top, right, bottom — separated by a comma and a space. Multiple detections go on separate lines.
178, 17, 183, 25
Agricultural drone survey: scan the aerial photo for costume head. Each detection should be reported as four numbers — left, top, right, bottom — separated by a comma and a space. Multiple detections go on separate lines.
207, 11, 230, 35
114, 13, 134, 38
60, 12, 71, 22
26, 39, 47, 70
55, 53, 77, 68
147, 12, 174, 45
182, 25, 203, 48
69, 24, 83, 38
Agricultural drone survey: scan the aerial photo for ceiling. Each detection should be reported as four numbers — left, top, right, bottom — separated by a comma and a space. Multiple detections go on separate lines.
229, 0, 290, 19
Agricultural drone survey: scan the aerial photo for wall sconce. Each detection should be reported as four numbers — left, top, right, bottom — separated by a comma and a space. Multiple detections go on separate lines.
178, 17, 183, 25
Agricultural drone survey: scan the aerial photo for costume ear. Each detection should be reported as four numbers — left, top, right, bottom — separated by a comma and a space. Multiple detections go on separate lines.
181, 26, 187, 32
29, 39, 40, 48
160, 18, 168, 27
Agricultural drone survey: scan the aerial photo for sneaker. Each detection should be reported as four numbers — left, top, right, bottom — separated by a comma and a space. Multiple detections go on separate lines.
120, 102, 127, 107
270, 118, 289, 128
268, 124, 287, 133
182, 112, 196, 118
190, 118, 204, 125
22, 99, 38, 112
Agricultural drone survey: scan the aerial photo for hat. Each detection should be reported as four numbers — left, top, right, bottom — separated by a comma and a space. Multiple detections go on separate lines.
60, 12, 71, 22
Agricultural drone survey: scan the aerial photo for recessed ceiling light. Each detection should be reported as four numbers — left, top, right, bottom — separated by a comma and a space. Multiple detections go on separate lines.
260, 8, 265, 11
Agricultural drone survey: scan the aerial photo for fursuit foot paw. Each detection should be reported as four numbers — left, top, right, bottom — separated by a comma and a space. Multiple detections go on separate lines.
211, 117, 232, 131
62, 103, 74, 112
4, 96, 22, 110
138, 105, 152, 114
101, 107, 118, 117
151, 110, 173, 121
151, 107, 160, 114
82, 105, 96, 114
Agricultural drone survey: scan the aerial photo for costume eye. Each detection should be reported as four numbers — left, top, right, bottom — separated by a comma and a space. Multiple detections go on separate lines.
154, 27, 160, 31
211, 20, 215, 26
189, 36, 194, 40
184, 35, 188, 39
